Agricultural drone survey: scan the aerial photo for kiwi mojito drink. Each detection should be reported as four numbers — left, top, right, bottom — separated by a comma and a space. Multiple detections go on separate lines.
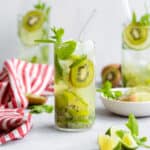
122, 12, 150, 87
50, 28, 96, 131
18, 1, 50, 64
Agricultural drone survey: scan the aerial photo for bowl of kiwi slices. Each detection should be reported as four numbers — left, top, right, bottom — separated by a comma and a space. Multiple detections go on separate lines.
98, 82, 150, 117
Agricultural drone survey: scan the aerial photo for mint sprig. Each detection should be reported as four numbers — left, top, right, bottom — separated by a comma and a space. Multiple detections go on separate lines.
97, 81, 122, 99
140, 14, 150, 26
35, 27, 77, 82
130, 11, 150, 26
126, 113, 139, 136
29, 104, 53, 114
34, 0, 51, 22
101, 114, 150, 149
132, 11, 137, 24
126, 114, 150, 148
56, 41, 76, 60
51, 27, 64, 43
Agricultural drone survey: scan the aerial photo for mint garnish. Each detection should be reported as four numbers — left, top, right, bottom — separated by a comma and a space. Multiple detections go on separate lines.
29, 104, 53, 114
56, 40, 76, 60
140, 14, 150, 26
132, 11, 137, 24
34, 0, 51, 22
97, 81, 122, 99
126, 114, 150, 148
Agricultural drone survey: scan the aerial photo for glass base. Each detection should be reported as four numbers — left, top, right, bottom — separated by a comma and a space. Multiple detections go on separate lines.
55, 125, 92, 132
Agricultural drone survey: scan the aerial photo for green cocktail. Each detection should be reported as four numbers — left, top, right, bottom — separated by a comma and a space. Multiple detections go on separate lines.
18, 1, 50, 64
122, 12, 150, 87
51, 28, 96, 131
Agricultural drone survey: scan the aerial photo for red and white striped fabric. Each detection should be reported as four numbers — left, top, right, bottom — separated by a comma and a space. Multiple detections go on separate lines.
0, 58, 54, 108
0, 108, 32, 144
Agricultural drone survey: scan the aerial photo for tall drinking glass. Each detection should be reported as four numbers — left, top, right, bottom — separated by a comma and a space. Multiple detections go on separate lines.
122, 0, 150, 87
55, 40, 96, 131
17, 1, 50, 64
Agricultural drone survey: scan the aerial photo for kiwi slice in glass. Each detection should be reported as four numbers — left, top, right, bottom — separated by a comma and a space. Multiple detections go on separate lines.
56, 91, 89, 117
22, 10, 45, 32
123, 23, 150, 50
70, 58, 94, 88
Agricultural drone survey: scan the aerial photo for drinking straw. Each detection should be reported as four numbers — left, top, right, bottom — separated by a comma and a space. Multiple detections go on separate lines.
122, 0, 132, 22
78, 9, 97, 40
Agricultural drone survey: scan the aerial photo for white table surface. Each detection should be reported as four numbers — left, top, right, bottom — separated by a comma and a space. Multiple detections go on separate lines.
1, 95, 150, 150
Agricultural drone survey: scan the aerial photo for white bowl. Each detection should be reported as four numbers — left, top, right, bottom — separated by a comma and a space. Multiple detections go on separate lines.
100, 88, 150, 117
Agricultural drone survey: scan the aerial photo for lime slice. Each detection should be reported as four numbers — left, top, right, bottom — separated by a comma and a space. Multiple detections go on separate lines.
98, 135, 120, 150
121, 133, 138, 150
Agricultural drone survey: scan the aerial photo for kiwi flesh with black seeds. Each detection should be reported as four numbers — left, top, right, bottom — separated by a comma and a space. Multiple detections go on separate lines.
69, 58, 94, 88
123, 23, 150, 50
22, 10, 45, 32
55, 90, 89, 117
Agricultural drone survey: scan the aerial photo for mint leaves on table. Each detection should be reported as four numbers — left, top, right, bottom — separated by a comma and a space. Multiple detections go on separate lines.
97, 81, 122, 100
29, 104, 53, 114
126, 113, 139, 136
126, 114, 150, 148
99, 114, 150, 150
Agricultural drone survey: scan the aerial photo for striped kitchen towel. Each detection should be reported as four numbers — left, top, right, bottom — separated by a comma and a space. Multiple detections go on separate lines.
0, 58, 54, 108
0, 108, 32, 144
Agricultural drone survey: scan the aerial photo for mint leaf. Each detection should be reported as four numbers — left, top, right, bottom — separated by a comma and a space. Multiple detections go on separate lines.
70, 55, 87, 68
34, 0, 51, 22
51, 27, 64, 43
34, 0, 46, 11
134, 136, 147, 146
116, 130, 126, 139
42, 105, 53, 113
132, 11, 137, 24
56, 40, 76, 60
126, 113, 139, 136
105, 128, 111, 135
140, 14, 150, 26
97, 81, 122, 99
102, 80, 112, 89
29, 104, 53, 114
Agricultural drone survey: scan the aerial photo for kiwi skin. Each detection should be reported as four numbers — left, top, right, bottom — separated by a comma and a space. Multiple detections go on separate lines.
101, 64, 121, 87
26, 94, 47, 105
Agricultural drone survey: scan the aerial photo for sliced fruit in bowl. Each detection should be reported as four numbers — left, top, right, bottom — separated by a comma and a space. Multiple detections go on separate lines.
97, 81, 150, 117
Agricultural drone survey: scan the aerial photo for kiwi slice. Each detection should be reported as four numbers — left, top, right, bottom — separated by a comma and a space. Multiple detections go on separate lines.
22, 10, 45, 32
26, 94, 47, 105
70, 58, 94, 88
101, 64, 121, 87
123, 23, 150, 50
55, 91, 89, 117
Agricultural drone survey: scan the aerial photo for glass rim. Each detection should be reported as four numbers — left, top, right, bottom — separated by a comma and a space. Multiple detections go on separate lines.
123, 23, 150, 29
